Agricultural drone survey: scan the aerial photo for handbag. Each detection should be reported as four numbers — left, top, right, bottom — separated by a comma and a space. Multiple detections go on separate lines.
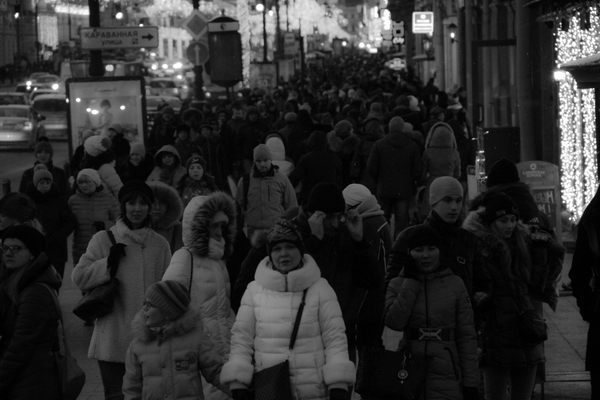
355, 339, 426, 400
73, 230, 121, 321
37, 283, 86, 400
518, 308, 548, 344
252, 289, 307, 400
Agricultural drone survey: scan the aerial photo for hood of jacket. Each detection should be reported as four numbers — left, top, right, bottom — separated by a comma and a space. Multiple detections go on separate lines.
266, 136, 286, 161
181, 191, 236, 258
154, 145, 182, 167
384, 128, 413, 148
254, 254, 321, 292
469, 181, 539, 225
425, 122, 457, 149
130, 307, 200, 343
2, 252, 62, 302
462, 209, 514, 265
327, 130, 360, 154
146, 181, 184, 230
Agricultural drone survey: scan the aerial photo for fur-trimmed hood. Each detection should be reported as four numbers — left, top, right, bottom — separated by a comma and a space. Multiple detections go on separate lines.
255, 254, 321, 292
469, 181, 539, 224
462, 209, 518, 264
130, 307, 201, 344
327, 130, 360, 154
425, 122, 457, 149
146, 181, 183, 230
181, 191, 237, 258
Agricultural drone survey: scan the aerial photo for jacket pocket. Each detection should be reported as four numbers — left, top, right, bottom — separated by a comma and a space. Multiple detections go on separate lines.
444, 346, 462, 384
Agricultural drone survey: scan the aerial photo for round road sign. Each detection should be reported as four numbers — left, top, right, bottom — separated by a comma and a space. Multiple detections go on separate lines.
186, 41, 209, 66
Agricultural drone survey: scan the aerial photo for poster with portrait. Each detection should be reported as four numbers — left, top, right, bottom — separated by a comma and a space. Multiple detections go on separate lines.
66, 76, 147, 158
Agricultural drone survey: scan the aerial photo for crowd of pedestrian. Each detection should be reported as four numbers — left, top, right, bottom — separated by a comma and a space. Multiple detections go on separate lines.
0, 51, 577, 400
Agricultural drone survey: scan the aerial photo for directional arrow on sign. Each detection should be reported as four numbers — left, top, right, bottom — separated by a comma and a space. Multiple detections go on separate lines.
186, 40, 209, 66
142, 34, 154, 40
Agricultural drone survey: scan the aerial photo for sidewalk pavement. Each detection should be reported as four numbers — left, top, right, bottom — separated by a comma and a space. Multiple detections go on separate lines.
58, 248, 591, 400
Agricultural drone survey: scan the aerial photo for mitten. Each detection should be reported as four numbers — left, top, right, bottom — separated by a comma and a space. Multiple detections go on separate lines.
330, 388, 347, 400
231, 389, 250, 400
463, 386, 479, 400
107, 243, 126, 276
93, 221, 106, 232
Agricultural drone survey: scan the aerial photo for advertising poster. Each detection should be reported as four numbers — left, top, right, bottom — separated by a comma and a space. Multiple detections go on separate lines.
66, 76, 147, 158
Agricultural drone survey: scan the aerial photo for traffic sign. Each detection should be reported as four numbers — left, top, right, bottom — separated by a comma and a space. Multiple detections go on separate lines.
80, 26, 159, 50
412, 11, 434, 34
182, 10, 209, 41
186, 40, 209, 66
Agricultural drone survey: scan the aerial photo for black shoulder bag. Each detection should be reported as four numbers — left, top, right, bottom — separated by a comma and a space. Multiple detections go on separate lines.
252, 289, 308, 400
73, 230, 122, 321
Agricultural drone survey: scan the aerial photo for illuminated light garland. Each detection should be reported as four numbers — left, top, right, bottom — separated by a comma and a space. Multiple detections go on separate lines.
39, 14, 59, 47
556, 9, 599, 221
237, 0, 251, 85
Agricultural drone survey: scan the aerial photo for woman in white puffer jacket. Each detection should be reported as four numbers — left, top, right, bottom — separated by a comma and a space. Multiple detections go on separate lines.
161, 191, 237, 399
221, 219, 355, 400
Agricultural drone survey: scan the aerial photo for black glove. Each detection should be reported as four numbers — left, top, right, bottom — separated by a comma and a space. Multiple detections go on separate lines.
403, 261, 419, 280
107, 243, 126, 276
463, 386, 479, 400
231, 389, 250, 400
330, 388, 347, 400
93, 221, 106, 232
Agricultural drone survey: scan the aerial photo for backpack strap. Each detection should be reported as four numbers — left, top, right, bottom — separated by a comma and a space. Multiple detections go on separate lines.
106, 230, 117, 246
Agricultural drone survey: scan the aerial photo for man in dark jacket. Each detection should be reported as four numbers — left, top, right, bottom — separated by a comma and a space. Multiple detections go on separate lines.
386, 177, 492, 309
235, 106, 268, 175
232, 183, 381, 366
367, 116, 422, 239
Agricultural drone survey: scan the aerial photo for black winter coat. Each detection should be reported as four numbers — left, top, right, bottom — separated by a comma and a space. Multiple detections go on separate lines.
0, 253, 62, 399
26, 185, 75, 276
288, 148, 342, 207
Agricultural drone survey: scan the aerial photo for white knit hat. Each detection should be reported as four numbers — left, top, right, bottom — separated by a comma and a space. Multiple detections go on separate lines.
84, 135, 111, 157
342, 184, 372, 207
77, 168, 102, 186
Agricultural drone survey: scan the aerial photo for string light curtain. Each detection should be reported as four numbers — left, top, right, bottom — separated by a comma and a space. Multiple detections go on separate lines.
556, 8, 599, 221
39, 14, 59, 47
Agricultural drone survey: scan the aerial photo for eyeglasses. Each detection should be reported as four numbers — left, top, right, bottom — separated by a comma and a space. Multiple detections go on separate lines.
1, 245, 27, 255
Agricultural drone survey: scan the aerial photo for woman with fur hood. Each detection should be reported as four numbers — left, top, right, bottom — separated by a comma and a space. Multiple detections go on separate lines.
419, 122, 461, 219
221, 219, 355, 400
462, 193, 563, 399
81, 135, 124, 198
146, 181, 184, 254
146, 145, 187, 188
161, 191, 237, 400
123, 280, 229, 400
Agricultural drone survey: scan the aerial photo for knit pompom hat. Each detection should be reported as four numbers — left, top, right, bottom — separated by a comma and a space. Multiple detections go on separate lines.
267, 219, 305, 260
145, 280, 190, 320
306, 182, 345, 214
486, 158, 520, 188
84, 135, 112, 157
33, 165, 53, 187
77, 168, 102, 186
483, 193, 519, 224
34, 139, 53, 156
406, 225, 442, 252
253, 144, 272, 161
429, 176, 463, 206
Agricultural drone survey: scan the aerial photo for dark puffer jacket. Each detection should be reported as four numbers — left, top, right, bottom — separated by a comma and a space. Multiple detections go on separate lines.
0, 253, 62, 399
26, 185, 76, 277
462, 211, 556, 368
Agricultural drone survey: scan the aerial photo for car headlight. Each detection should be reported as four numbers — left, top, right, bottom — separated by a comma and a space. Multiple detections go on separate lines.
26, 81, 32, 86
151, 64, 157, 70
173, 62, 183, 69
23, 122, 33, 131
52, 83, 59, 90
205, 92, 211, 98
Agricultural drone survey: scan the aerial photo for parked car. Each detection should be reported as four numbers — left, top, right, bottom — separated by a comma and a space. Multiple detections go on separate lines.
0, 105, 46, 149
0, 92, 30, 106
34, 74, 62, 91
26, 72, 51, 86
149, 78, 180, 98
30, 88, 58, 103
15, 82, 45, 94
32, 94, 68, 140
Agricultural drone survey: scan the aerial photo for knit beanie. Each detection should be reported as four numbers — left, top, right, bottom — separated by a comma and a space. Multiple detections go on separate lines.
342, 184, 372, 207
484, 193, 519, 224
145, 280, 190, 320
389, 116, 405, 134
108, 123, 124, 135
430, 106, 446, 117
1, 225, 47, 257
267, 219, 305, 259
370, 102, 383, 114
33, 166, 53, 187
118, 180, 154, 204
77, 168, 102, 186
429, 176, 464, 206
34, 139, 53, 156
253, 144, 272, 161
284, 112, 297, 122
186, 155, 206, 172
130, 142, 146, 158
306, 182, 346, 214
84, 135, 112, 157
334, 120, 353, 138
0, 193, 37, 223
406, 225, 442, 252
486, 158, 520, 188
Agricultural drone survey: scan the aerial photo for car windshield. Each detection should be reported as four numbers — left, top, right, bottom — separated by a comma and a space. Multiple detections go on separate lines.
36, 76, 59, 83
151, 80, 176, 88
0, 95, 26, 105
34, 99, 68, 112
0, 108, 29, 118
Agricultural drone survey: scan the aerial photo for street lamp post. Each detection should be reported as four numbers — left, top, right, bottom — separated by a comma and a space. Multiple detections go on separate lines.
261, 2, 267, 61
88, 0, 104, 76
14, 6, 21, 65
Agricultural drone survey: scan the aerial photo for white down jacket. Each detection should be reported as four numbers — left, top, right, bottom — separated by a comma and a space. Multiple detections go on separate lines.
221, 254, 355, 400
